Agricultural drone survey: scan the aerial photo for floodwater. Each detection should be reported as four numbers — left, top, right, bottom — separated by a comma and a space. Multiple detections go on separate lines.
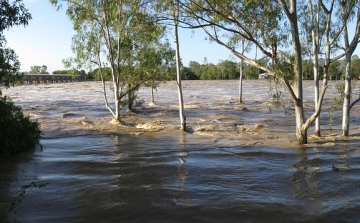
1, 80, 360, 222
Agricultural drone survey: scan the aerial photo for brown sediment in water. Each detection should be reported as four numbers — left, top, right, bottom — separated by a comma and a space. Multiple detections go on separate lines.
3, 80, 360, 149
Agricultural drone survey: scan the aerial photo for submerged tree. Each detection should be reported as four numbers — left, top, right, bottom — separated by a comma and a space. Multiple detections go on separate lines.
338, 0, 360, 136
155, 0, 187, 130
180, 0, 333, 144
51, 0, 165, 122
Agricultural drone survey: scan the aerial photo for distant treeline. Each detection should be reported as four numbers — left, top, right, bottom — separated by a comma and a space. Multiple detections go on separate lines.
50, 55, 360, 81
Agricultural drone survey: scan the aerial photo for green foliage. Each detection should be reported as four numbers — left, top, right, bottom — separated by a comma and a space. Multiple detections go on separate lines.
0, 47, 22, 86
181, 67, 199, 80
0, 91, 41, 157
51, 0, 169, 119
52, 69, 68, 74
217, 60, 239, 79
184, 59, 268, 80
29, 65, 48, 74
351, 55, 360, 80
0, 0, 31, 40
267, 77, 290, 116
329, 61, 341, 80
88, 67, 112, 81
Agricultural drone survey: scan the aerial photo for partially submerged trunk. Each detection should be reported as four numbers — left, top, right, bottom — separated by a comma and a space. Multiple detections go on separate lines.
342, 54, 351, 136
113, 74, 121, 122
308, 0, 321, 136
340, 0, 360, 136
150, 86, 155, 104
280, 0, 328, 145
239, 39, 245, 104
174, 0, 186, 131
239, 59, 243, 104
127, 83, 132, 111
99, 63, 121, 122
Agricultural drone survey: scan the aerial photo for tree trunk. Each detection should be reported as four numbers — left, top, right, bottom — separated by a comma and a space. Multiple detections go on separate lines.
342, 55, 351, 136
292, 1, 306, 144
174, 0, 186, 131
239, 59, 243, 104
127, 83, 132, 111
239, 39, 244, 104
296, 125, 307, 145
340, 1, 360, 136
294, 97, 307, 144
282, 0, 307, 144
341, 4, 352, 137
151, 86, 155, 104
309, 0, 321, 136
114, 81, 121, 121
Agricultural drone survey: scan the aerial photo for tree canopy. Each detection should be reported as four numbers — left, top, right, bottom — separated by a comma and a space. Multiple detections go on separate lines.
0, 0, 31, 86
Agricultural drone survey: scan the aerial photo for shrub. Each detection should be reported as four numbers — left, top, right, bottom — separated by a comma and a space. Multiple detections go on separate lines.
0, 91, 41, 157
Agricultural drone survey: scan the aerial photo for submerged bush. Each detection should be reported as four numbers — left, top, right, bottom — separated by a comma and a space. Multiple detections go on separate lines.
0, 91, 41, 157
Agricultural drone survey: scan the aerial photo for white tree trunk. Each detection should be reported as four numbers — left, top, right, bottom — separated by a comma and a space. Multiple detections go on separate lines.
239, 59, 243, 104
151, 86, 155, 104
114, 78, 121, 121
239, 39, 244, 103
174, 0, 186, 131
342, 55, 351, 136
309, 0, 321, 136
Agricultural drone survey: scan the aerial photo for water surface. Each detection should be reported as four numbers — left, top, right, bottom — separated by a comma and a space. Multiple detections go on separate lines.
1, 131, 360, 222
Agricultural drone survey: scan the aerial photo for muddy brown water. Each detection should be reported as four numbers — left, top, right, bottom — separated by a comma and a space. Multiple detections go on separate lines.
1, 80, 360, 222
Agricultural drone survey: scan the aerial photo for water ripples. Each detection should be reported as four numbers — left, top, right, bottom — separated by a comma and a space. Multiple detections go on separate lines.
1, 132, 360, 222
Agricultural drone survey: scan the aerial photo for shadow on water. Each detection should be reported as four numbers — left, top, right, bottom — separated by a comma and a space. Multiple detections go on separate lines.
1, 132, 360, 222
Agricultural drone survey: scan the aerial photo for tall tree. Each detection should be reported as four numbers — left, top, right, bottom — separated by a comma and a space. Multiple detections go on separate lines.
137, 42, 176, 105
238, 39, 251, 103
304, 0, 322, 136
181, 0, 329, 144
51, 0, 165, 122
339, 0, 360, 136
174, 0, 186, 130
29, 65, 40, 74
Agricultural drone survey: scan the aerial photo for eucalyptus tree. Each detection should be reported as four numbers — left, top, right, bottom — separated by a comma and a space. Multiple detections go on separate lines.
301, 0, 322, 136
238, 39, 252, 103
181, 0, 330, 144
51, 0, 165, 122
156, 0, 186, 130
338, 0, 360, 136
29, 65, 48, 74
137, 42, 176, 105
174, 0, 186, 130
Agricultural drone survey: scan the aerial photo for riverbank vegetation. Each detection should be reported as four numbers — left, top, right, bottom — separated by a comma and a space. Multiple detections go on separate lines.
0, 0, 41, 157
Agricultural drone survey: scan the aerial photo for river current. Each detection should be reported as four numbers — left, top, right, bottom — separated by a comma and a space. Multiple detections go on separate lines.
1, 80, 360, 222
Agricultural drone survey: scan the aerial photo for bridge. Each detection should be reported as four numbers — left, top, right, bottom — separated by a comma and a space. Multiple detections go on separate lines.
22, 74, 84, 84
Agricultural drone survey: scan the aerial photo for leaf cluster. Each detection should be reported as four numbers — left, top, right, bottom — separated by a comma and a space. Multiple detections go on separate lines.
0, 47, 21, 86
0, 0, 31, 45
0, 92, 41, 158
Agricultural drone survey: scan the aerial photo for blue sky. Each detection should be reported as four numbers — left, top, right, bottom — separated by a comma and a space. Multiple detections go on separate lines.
3, 0, 360, 74
3, 0, 233, 73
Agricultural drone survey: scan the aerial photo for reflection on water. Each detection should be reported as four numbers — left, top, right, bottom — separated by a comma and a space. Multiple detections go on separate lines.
1, 131, 360, 222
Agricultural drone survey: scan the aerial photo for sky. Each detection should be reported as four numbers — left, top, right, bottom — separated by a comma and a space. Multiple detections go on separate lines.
3, 0, 360, 74
3, 0, 233, 74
